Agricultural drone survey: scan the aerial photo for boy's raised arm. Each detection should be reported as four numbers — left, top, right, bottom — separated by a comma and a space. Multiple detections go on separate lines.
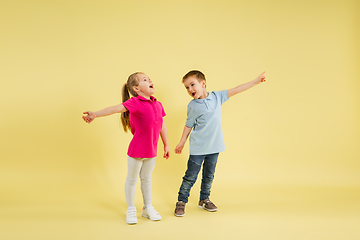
227, 72, 266, 98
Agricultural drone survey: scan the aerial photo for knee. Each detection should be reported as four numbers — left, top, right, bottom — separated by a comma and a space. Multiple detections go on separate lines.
202, 173, 215, 181
140, 174, 151, 183
183, 172, 197, 183
140, 178, 151, 184
126, 177, 138, 186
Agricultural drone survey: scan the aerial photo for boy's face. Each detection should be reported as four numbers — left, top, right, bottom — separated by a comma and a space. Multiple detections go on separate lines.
183, 76, 207, 99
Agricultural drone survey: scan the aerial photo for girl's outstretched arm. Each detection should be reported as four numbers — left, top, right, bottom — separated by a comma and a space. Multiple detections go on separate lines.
175, 126, 192, 154
82, 104, 127, 124
160, 121, 170, 159
227, 72, 266, 98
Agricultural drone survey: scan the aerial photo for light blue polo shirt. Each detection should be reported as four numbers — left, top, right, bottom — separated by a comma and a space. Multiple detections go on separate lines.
185, 90, 229, 155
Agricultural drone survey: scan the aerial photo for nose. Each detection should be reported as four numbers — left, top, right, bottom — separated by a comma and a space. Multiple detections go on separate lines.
149, 79, 153, 83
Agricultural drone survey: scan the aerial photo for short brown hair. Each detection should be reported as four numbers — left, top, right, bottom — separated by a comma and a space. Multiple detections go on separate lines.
182, 70, 206, 83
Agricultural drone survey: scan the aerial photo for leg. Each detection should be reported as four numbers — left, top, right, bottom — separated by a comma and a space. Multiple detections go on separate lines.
140, 157, 161, 221
178, 155, 205, 203
139, 157, 156, 208
124, 156, 143, 209
200, 153, 219, 201
124, 156, 143, 224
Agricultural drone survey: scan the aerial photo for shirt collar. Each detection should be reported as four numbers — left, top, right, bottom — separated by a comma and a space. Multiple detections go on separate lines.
193, 92, 211, 102
137, 95, 157, 102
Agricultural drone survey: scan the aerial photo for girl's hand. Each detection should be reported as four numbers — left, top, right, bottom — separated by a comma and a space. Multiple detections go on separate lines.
82, 111, 96, 123
163, 146, 170, 159
175, 143, 184, 154
254, 71, 266, 84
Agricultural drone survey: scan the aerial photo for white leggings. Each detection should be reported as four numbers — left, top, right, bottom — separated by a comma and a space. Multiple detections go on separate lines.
125, 156, 156, 209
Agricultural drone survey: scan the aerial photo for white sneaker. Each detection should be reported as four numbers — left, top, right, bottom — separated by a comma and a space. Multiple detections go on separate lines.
126, 209, 138, 224
142, 206, 162, 221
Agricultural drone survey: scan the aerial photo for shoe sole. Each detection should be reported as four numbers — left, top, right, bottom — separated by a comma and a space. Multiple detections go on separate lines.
174, 212, 185, 217
142, 213, 162, 221
198, 205, 217, 212
126, 221, 138, 224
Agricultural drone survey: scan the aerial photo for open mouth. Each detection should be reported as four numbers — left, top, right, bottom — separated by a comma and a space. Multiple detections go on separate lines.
149, 84, 154, 89
191, 92, 196, 97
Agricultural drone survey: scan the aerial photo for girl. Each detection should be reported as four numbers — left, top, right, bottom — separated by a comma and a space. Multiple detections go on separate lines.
82, 72, 170, 224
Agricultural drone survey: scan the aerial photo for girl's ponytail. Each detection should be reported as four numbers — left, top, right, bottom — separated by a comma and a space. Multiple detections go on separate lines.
120, 72, 141, 132
121, 83, 131, 132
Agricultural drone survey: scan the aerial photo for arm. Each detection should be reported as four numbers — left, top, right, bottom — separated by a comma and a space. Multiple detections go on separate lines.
174, 125, 192, 154
227, 72, 266, 98
160, 121, 170, 159
82, 104, 127, 124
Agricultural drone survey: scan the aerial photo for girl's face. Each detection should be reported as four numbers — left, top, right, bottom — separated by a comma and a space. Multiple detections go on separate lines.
183, 76, 207, 99
134, 73, 154, 99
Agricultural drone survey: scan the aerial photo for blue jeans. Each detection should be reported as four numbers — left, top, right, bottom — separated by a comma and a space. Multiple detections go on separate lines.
178, 153, 219, 203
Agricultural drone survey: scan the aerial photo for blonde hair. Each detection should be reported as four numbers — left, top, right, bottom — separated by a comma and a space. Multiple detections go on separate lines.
121, 72, 142, 132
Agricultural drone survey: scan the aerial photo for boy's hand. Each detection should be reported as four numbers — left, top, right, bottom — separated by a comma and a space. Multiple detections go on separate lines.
163, 146, 170, 159
82, 111, 96, 123
254, 72, 266, 84
175, 143, 185, 154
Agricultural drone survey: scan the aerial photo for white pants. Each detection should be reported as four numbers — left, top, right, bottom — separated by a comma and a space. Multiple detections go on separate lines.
125, 156, 156, 209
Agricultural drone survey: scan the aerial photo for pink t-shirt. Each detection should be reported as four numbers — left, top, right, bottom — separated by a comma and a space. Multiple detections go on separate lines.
122, 95, 166, 158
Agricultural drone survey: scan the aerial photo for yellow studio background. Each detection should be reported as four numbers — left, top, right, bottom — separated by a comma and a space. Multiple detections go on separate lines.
1, 0, 359, 239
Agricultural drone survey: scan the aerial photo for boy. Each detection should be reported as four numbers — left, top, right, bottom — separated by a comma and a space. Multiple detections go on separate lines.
174, 70, 266, 217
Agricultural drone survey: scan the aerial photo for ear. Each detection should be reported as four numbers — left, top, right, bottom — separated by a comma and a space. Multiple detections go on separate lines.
202, 80, 207, 88
132, 85, 140, 93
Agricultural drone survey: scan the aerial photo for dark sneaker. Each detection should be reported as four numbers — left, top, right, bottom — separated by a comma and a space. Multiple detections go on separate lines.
198, 199, 218, 212
174, 201, 186, 217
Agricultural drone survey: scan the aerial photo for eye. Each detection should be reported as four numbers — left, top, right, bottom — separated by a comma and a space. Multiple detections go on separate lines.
191, 84, 194, 86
